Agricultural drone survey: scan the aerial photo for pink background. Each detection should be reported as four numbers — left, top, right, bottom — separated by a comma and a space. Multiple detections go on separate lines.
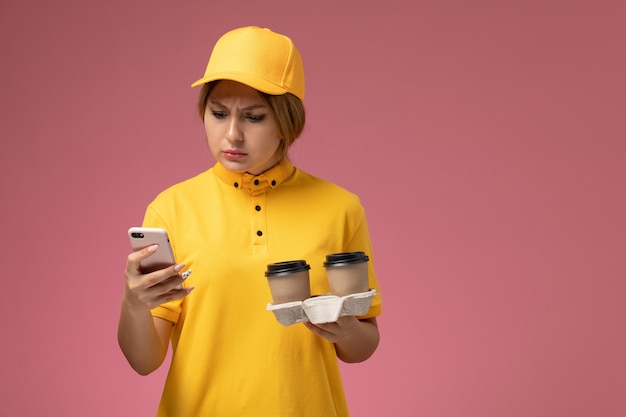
1, 0, 625, 416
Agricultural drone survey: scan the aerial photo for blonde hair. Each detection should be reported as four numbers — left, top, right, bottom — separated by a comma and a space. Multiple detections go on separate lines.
197, 81, 306, 160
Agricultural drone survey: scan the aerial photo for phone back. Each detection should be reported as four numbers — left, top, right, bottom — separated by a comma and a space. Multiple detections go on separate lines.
128, 227, 176, 273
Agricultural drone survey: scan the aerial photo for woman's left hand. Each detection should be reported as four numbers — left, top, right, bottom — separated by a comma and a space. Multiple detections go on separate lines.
303, 316, 379, 363
303, 316, 360, 344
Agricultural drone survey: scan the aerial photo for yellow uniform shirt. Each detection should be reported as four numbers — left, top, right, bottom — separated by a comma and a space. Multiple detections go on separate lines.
145, 160, 382, 417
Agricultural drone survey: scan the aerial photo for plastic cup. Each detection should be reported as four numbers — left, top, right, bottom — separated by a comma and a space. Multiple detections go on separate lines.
265, 260, 311, 304
323, 252, 370, 296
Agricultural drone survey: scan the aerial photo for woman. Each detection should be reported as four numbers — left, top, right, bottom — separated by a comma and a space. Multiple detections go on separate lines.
118, 26, 382, 417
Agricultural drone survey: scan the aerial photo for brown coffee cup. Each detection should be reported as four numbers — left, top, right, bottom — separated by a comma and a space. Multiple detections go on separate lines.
323, 252, 370, 296
265, 260, 311, 304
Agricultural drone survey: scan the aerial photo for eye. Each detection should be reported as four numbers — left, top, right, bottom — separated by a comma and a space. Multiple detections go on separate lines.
211, 111, 227, 119
246, 114, 266, 122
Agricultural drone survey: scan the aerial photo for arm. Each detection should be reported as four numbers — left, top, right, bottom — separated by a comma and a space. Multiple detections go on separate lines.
117, 245, 193, 375
304, 316, 380, 363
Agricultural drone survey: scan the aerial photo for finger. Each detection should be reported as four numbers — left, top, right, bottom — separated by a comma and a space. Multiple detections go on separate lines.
144, 286, 194, 310
156, 286, 195, 306
126, 244, 160, 274
304, 321, 337, 341
142, 263, 186, 289
309, 321, 339, 332
303, 321, 323, 335
147, 269, 188, 292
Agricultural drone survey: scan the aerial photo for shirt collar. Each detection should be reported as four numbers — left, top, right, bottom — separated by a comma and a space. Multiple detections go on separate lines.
213, 159, 295, 195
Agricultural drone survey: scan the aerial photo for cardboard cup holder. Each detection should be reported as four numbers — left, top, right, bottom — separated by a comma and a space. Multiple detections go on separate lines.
266, 289, 377, 326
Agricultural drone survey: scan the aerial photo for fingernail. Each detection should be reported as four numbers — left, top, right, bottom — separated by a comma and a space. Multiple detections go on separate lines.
185, 286, 195, 294
174, 263, 185, 272
147, 244, 159, 252
181, 270, 192, 280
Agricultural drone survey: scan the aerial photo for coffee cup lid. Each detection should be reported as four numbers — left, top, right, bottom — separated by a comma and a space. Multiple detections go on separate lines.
323, 252, 369, 267
265, 260, 311, 277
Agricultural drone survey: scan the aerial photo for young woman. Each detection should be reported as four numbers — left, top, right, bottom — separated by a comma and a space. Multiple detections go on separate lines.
118, 26, 382, 417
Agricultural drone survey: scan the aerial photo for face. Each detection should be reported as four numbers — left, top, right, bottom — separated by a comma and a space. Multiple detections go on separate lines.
204, 80, 282, 175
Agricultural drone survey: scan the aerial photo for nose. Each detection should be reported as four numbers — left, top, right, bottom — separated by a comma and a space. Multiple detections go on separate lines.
225, 117, 243, 143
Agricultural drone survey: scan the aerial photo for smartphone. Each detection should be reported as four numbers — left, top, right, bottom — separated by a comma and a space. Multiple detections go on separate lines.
128, 227, 177, 274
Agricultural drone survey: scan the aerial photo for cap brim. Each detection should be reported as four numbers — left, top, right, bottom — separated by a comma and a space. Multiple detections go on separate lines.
190, 71, 290, 96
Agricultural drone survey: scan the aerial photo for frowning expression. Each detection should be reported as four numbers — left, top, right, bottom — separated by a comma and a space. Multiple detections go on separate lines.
204, 80, 282, 175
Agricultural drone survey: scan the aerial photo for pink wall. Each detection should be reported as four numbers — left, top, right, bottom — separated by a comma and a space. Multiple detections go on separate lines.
1, 1, 624, 415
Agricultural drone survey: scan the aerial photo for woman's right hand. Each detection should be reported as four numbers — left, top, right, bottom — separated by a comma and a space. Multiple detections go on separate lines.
124, 244, 193, 311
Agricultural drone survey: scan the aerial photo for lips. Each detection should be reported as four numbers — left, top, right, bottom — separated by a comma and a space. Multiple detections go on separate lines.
223, 150, 247, 160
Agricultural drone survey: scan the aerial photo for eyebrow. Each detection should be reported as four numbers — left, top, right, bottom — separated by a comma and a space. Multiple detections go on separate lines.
208, 100, 267, 111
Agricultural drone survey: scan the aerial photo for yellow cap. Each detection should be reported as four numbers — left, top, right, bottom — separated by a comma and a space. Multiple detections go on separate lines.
191, 26, 305, 101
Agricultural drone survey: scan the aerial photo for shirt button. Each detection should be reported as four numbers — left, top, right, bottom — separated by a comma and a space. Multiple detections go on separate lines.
255, 205, 261, 211
271, 180, 276, 186
256, 230, 263, 236
234, 182, 239, 188
254, 179, 260, 185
